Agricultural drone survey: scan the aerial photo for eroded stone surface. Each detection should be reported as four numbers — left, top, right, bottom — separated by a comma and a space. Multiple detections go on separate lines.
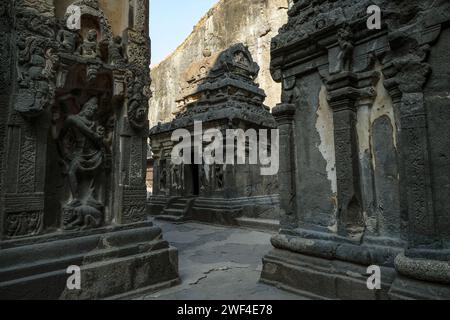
262, 0, 450, 300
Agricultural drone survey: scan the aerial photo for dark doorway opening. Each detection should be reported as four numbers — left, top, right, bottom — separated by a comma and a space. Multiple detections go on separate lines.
191, 164, 200, 196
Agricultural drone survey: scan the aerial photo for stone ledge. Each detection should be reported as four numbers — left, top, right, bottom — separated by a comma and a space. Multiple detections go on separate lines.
0, 225, 179, 300
261, 248, 396, 300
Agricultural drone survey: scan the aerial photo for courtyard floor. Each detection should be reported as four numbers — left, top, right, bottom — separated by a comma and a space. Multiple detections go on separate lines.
137, 220, 305, 300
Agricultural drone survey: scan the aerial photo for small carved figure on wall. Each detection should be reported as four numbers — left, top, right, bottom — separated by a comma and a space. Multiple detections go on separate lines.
108, 36, 126, 65
200, 165, 208, 191
127, 76, 148, 129
57, 26, 78, 53
172, 164, 181, 190
215, 165, 224, 190
159, 160, 168, 192
79, 29, 99, 59
62, 204, 103, 231
16, 38, 54, 116
337, 25, 354, 73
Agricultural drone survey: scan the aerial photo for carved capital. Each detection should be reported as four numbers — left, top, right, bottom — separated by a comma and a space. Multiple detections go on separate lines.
272, 103, 296, 124
324, 71, 379, 111
383, 55, 431, 99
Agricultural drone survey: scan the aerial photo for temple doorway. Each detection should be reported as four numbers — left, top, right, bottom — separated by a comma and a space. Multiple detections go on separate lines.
185, 151, 200, 197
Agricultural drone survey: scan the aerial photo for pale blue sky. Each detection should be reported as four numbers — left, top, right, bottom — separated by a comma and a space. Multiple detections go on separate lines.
150, 0, 219, 66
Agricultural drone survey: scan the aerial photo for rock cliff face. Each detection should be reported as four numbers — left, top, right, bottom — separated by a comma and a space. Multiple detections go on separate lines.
149, 0, 290, 127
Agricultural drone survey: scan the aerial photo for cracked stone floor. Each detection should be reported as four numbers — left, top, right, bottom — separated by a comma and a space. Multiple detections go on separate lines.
137, 220, 306, 300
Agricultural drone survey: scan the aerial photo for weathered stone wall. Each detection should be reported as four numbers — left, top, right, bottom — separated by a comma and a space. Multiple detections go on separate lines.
149, 0, 290, 127
260, 0, 450, 300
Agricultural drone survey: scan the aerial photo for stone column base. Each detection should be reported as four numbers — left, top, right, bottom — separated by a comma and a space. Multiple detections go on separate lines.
0, 222, 180, 300
260, 249, 397, 300
388, 253, 450, 300
389, 276, 450, 300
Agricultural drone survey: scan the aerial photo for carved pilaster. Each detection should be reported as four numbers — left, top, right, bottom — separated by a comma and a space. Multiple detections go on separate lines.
325, 71, 379, 238
0, 0, 14, 240
383, 52, 437, 251
272, 103, 297, 229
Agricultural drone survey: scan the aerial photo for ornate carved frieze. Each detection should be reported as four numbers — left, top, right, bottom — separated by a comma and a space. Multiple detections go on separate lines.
4, 193, 44, 238
122, 186, 148, 224
126, 74, 150, 130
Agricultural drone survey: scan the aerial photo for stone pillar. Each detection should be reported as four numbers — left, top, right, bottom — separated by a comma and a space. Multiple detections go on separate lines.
1, 0, 57, 239
325, 71, 378, 238
384, 51, 450, 298
383, 54, 436, 250
0, 1, 14, 240
272, 103, 297, 229
117, 121, 149, 225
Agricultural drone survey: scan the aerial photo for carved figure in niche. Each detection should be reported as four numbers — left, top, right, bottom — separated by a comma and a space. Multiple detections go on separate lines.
79, 29, 99, 59
127, 76, 148, 129
18, 39, 45, 84
215, 165, 224, 190
281, 77, 299, 104
109, 36, 126, 65
172, 164, 181, 190
337, 26, 354, 72
159, 160, 168, 191
103, 115, 116, 153
200, 165, 208, 191
58, 97, 106, 231
57, 26, 78, 53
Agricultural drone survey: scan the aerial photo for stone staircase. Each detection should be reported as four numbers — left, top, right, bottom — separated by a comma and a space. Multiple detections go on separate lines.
155, 197, 195, 223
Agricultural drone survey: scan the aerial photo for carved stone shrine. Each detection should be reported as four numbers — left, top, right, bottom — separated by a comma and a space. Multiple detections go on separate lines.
148, 44, 280, 228
260, 0, 450, 300
0, 0, 179, 299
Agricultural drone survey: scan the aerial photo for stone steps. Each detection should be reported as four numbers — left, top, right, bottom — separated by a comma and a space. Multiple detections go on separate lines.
155, 198, 195, 222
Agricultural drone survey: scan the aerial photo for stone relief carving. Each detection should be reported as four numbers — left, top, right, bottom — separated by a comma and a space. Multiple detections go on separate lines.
215, 165, 224, 190
15, 36, 57, 117
336, 25, 354, 73
58, 97, 105, 231
108, 36, 126, 66
57, 26, 79, 53
5, 211, 43, 238
126, 75, 149, 130
78, 29, 99, 59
